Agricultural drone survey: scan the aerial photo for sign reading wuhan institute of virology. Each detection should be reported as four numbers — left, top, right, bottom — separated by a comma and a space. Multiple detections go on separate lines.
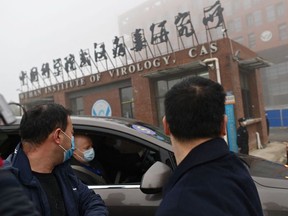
19, 42, 218, 100
19, 1, 226, 100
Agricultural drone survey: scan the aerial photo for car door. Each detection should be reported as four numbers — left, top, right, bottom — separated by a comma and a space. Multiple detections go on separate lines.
73, 124, 175, 216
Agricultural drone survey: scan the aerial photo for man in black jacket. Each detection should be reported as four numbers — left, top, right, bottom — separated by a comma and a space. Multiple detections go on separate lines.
0, 94, 39, 216
157, 77, 263, 216
237, 117, 249, 154
5, 103, 108, 216
0, 158, 40, 216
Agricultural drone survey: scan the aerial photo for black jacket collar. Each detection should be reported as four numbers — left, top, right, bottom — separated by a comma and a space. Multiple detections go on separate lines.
166, 138, 230, 191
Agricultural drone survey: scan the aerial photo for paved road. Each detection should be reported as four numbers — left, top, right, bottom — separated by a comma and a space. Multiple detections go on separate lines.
269, 127, 288, 142
250, 127, 288, 164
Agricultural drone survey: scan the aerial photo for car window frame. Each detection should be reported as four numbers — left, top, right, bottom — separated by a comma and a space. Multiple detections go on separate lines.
73, 124, 176, 186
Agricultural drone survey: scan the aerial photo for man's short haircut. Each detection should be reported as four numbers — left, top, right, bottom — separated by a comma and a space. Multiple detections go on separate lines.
164, 76, 226, 141
20, 103, 72, 145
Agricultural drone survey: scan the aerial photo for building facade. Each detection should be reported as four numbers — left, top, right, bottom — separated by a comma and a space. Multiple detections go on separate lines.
118, 0, 288, 126
19, 38, 269, 151
19, 0, 276, 151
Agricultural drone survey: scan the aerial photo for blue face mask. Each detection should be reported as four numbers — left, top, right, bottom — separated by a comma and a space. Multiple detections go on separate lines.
74, 147, 95, 162
83, 148, 95, 162
59, 131, 75, 162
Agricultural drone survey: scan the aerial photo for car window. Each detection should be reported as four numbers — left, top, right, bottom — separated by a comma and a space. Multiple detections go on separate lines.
71, 127, 174, 185
239, 155, 288, 180
0, 122, 175, 186
0, 129, 20, 159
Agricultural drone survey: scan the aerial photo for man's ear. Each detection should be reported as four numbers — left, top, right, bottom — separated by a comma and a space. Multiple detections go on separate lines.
162, 116, 171, 136
53, 128, 62, 145
221, 115, 228, 136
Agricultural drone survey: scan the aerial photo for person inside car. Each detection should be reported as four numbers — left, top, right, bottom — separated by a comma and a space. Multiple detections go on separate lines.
98, 137, 155, 183
71, 134, 108, 184
5, 103, 108, 216
157, 77, 263, 216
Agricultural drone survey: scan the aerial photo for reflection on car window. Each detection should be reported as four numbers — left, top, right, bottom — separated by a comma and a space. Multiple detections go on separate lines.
240, 155, 288, 180
98, 117, 171, 144
100, 117, 171, 144
129, 122, 171, 144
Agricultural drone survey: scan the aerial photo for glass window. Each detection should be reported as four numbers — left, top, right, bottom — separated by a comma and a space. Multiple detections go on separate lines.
120, 86, 134, 118
234, 17, 242, 32
246, 14, 254, 27
68, 130, 163, 185
279, 24, 288, 41
276, 2, 285, 17
253, 10, 262, 26
155, 71, 208, 126
156, 80, 168, 97
248, 33, 256, 49
168, 79, 181, 89
261, 62, 288, 107
266, 5, 275, 22
240, 72, 252, 118
70, 97, 84, 115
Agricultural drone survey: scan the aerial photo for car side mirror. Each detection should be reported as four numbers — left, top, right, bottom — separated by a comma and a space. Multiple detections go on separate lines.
0, 94, 16, 125
140, 161, 172, 194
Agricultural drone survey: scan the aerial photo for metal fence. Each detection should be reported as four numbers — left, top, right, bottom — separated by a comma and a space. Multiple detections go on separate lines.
266, 109, 288, 127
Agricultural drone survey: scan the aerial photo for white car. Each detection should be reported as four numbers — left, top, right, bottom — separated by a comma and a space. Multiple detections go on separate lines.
1, 116, 288, 215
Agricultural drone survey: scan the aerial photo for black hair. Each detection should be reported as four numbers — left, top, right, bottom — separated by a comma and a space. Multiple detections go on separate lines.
20, 103, 72, 145
164, 76, 226, 141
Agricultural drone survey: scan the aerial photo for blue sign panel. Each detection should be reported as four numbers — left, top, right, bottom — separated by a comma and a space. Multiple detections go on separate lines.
225, 104, 238, 153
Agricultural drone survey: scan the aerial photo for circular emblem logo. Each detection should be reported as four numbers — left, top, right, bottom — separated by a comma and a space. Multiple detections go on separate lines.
260, 31, 272, 42
91, 100, 112, 117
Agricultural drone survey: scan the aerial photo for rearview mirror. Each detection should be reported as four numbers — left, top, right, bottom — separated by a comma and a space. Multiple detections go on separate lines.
140, 161, 172, 194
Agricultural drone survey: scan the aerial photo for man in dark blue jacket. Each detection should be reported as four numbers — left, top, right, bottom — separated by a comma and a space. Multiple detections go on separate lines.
237, 117, 249, 154
6, 103, 108, 216
0, 158, 40, 216
157, 77, 263, 216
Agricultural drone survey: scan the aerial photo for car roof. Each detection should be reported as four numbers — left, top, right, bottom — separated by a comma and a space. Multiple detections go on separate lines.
71, 116, 172, 151
2, 115, 172, 152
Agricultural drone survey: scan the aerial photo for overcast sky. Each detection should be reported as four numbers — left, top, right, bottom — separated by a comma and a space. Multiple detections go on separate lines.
0, 0, 146, 102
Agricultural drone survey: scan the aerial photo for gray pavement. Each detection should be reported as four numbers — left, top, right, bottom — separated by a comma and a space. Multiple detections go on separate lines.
269, 127, 288, 142
249, 127, 288, 164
